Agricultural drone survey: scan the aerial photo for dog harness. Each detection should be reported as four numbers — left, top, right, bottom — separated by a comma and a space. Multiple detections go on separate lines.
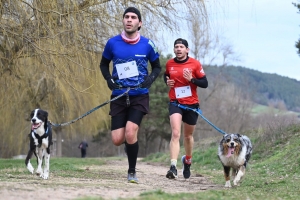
32, 127, 49, 147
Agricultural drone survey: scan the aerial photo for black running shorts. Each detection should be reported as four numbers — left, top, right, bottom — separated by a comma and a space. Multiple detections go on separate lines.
169, 103, 199, 125
110, 94, 149, 130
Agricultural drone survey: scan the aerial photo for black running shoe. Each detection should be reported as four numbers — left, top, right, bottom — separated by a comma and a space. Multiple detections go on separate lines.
166, 165, 178, 179
181, 155, 191, 179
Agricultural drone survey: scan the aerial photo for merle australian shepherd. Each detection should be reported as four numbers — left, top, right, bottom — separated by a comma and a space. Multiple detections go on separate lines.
25, 109, 53, 179
218, 133, 252, 187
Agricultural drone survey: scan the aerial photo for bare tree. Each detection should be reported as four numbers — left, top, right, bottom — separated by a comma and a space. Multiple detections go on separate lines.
187, 11, 239, 66
194, 81, 254, 141
178, 4, 255, 143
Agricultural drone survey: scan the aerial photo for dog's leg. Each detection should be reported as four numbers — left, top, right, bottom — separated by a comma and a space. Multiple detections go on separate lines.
231, 168, 237, 183
36, 149, 43, 176
42, 147, 51, 179
25, 149, 34, 174
223, 166, 232, 188
233, 165, 245, 186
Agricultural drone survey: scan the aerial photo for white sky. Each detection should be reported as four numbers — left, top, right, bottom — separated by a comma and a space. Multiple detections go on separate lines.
209, 0, 300, 80
161, 0, 300, 81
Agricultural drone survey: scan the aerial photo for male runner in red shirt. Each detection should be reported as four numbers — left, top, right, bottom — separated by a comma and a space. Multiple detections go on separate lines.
164, 38, 208, 179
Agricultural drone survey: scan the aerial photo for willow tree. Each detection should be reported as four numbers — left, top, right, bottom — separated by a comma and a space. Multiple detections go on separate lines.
0, 0, 208, 158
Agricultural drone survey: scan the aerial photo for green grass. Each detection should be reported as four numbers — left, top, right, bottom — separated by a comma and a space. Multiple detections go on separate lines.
251, 104, 300, 116
0, 157, 109, 180
139, 124, 300, 200
1, 124, 300, 200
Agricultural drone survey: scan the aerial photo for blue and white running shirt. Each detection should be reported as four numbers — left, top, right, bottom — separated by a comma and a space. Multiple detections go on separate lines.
102, 35, 160, 95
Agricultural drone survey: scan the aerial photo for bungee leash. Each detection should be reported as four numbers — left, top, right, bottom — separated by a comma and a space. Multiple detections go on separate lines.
50, 87, 131, 127
170, 102, 227, 135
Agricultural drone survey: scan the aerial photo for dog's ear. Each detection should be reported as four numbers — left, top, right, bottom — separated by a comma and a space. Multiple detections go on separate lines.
30, 109, 36, 117
41, 109, 48, 120
43, 110, 48, 118
42, 110, 49, 130
237, 133, 241, 138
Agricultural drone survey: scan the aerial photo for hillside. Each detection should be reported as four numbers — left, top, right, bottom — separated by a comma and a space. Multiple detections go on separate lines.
204, 65, 300, 112
142, 123, 300, 200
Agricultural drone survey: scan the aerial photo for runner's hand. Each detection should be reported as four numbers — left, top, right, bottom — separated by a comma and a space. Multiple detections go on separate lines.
166, 76, 175, 87
141, 75, 154, 89
106, 78, 119, 90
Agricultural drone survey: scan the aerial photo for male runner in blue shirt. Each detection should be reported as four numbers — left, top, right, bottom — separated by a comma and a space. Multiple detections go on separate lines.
100, 7, 161, 183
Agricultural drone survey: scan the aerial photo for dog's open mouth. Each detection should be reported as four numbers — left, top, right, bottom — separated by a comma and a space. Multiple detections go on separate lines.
226, 147, 235, 158
31, 122, 42, 130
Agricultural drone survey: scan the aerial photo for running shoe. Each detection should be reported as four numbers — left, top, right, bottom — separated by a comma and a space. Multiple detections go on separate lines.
181, 155, 191, 179
166, 165, 178, 179
127, 172, 138, 183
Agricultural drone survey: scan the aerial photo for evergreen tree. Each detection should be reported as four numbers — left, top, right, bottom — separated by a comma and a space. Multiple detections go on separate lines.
293, 1, 300, 56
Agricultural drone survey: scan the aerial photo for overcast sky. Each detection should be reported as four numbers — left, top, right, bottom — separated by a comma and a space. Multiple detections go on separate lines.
209, 0, 300, 80
161, 0, 300, 81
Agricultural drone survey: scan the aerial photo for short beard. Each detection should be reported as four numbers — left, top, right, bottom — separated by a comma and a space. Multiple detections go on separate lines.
125, 29, 137, 35
176, 55, 187, 61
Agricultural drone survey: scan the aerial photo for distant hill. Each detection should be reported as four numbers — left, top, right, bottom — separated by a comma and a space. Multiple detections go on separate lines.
204, 65, 300, 112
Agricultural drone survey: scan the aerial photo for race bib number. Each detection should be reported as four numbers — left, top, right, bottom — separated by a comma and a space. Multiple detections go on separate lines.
175, 86, 192, 98
116, 61, 139, 79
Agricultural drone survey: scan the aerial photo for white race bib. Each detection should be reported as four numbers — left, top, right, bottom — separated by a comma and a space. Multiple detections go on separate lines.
116, 61, 139, 79
175, 86, 192, 98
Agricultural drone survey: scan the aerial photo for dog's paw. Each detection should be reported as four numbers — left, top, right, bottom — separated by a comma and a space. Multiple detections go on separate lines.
36, 169, 42, 176
224, 180, 232, 188
233, 174, 243, 186
233, 178, 242, 186
41, 173, 49, 180
27, 164, 34, 174
233, 180, 240, 186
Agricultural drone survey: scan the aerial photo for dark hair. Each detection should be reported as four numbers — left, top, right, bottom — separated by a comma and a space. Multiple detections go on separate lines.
123, 7, 142, 31
174, 38, 189, 48
123, 7, 141, 21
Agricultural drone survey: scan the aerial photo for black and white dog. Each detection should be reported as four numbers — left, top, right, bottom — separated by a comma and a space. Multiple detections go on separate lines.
218, 133, 252, 187
25, 109, 53, 179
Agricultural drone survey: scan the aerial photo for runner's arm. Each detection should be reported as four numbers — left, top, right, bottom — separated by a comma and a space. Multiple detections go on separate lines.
163, 73, 169, 85
149, 58, 161, 81
141, 58, 161, 88
99, 56, 112, 80
191, 76, 208, 88
100, 56, 120, 90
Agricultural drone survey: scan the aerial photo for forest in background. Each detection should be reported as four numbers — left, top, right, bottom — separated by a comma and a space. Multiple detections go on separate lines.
204, 65, 300, 112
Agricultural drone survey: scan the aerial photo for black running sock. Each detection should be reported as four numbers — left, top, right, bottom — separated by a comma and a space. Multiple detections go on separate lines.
126, 141, 139, 173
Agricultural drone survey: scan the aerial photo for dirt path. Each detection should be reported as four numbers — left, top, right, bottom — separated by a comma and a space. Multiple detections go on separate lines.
0, 159, 221, 200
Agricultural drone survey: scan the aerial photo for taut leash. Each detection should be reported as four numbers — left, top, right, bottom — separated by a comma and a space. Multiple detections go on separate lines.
50, 88, 130, 127
170, 102, 227, 135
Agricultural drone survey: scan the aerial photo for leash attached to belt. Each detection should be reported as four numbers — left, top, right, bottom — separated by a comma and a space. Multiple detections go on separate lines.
50, 88, 131, 127
170, 101, 227, 135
